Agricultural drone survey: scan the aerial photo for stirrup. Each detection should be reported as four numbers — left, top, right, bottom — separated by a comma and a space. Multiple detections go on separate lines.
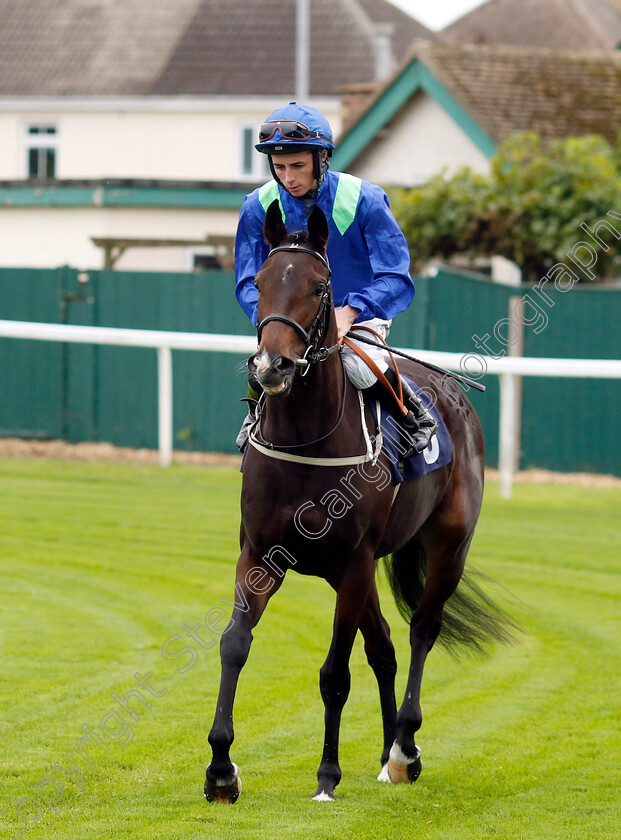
236, 398, 261, 453
399, 415, 435, 457
236, 387, 266, 453
236, 412, 254, 453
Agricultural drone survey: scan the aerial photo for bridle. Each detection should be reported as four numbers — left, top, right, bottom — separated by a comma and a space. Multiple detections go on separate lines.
251, 240, 347, 452
255, 243, 340, 374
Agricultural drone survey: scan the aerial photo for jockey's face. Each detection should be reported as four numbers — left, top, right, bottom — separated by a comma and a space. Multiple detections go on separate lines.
271, 151, 317, 196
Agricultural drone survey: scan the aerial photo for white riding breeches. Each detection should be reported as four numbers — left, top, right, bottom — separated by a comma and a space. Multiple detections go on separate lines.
341, 318, 391, 389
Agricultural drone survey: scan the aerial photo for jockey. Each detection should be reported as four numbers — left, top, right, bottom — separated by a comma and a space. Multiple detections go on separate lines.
235, 101, 437, 457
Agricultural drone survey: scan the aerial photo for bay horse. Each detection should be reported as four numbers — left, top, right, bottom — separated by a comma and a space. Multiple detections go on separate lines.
205, 201, 512, 803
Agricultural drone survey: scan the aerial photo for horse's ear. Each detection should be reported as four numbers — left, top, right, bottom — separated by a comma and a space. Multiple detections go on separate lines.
307, 205, 329, 255
263, 199, 287, 248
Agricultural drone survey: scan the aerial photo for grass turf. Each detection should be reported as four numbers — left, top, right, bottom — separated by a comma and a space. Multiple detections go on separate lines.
0, 457, 619, 839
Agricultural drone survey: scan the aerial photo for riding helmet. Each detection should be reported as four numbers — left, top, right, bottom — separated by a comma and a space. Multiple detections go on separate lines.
255, 102, 335, 187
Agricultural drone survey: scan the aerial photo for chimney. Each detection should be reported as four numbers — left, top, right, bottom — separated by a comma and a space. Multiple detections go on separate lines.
339, 82, 381, 130
296, 0, 310, 100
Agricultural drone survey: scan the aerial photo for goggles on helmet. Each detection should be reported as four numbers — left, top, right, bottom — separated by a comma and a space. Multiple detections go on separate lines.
258, 120, 332, 145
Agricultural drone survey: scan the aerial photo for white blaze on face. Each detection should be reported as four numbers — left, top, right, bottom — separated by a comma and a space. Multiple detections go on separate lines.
254, 348, 271, 373
281, 262, 295, 284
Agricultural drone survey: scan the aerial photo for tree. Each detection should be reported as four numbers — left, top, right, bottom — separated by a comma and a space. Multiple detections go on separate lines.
391, 132, 621, 283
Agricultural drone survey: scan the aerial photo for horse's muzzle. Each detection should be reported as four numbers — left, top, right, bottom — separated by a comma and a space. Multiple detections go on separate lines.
248, 352, 297, 396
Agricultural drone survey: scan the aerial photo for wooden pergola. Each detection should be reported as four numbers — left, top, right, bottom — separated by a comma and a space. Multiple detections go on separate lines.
91, 235, 235, 270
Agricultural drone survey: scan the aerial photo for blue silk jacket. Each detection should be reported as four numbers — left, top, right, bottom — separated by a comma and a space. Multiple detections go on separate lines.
234, 170, 415, 326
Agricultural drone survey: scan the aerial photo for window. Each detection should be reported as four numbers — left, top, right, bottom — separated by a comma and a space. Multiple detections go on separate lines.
240, 124, 270, 180
25, 124, 58, 179
192, 251, 221, 272
242, 126, 254, 175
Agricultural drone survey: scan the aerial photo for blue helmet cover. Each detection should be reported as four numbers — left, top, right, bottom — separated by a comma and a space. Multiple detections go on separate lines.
255, 101, 335, 154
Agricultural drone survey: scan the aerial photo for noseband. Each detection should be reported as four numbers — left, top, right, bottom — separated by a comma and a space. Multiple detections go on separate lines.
255, 243, 339, 373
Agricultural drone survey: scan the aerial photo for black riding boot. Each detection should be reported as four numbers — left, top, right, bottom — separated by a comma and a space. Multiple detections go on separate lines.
366, 368, 438, 459
397, 376, 438, 457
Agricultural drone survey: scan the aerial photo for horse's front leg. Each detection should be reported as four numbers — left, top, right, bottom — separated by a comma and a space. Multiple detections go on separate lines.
205, 547, 283, 803
314, 558, 375, 802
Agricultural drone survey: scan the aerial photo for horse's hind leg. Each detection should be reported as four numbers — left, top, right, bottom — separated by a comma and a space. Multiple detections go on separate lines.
358, 584, 397, 780
389, 531, 472, 783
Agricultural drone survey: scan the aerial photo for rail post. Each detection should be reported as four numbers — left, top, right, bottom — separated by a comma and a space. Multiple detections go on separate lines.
157, 346, 173, 467
498, 372, 519, 499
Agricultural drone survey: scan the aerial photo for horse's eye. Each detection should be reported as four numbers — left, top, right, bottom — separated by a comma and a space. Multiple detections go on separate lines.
253, 280, 260, 292
314, 283, 326, 296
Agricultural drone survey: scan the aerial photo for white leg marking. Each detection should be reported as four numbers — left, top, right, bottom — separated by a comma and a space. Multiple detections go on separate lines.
389, 743, 420, 766
312, 791, 335, 802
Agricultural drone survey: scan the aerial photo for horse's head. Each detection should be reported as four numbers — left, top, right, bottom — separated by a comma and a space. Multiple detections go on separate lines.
248, 200, 333, 398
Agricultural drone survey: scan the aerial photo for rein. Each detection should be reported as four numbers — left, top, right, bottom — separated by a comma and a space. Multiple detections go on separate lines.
251, 358, 349, 451
346, 328, 487, 393
251, 240, 367, 461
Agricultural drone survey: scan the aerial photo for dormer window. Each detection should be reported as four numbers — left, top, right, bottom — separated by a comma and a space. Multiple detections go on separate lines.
25, 124, 58, 179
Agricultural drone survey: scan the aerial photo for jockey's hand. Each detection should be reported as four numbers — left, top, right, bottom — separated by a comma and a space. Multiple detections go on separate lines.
335, 305, 361, 339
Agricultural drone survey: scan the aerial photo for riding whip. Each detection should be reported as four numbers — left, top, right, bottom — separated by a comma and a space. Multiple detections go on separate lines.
345, 330, 486, 393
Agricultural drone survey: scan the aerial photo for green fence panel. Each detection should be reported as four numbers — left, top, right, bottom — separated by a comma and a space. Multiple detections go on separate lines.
520, 284, 621, 475
0, 264, 619, 473
90, 269, 254, 452
0, 267, 66, 439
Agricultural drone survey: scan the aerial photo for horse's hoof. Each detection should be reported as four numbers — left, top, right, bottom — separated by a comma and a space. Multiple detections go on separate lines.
387, 744, 422, 784
204, 763, 242, 804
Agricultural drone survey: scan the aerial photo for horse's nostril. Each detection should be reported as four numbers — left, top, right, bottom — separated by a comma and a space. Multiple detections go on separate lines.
272, 356, 296, 375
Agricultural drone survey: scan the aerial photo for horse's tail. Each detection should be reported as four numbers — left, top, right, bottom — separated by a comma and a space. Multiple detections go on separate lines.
383, 539, 519, 655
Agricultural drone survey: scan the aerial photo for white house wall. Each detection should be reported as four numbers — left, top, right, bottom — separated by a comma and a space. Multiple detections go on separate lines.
0, 206, 240, 271
0, 98, 342, 181
350, 91, 491, 187
0, 97, 342, 270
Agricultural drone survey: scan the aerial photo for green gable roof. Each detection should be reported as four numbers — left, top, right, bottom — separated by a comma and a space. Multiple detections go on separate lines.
333, 41, 621, 173
331, 56, 497, 172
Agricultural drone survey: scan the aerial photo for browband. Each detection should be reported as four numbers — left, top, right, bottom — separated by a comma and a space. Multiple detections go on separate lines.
267, 244, 331, 274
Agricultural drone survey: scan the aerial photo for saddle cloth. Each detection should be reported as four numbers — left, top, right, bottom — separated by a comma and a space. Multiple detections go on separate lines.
369, 377, 452, 485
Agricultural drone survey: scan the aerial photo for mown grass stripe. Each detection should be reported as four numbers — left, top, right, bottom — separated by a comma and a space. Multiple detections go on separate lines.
0, 458, 619, 840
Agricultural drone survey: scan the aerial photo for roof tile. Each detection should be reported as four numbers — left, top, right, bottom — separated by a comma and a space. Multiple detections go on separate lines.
0, 0, 436, 96
414, 41, 621, 144
443, 0, 621, 50
341, 41, 621, 148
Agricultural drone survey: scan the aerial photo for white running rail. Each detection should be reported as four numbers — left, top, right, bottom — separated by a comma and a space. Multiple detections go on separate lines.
1, 319, 620, 496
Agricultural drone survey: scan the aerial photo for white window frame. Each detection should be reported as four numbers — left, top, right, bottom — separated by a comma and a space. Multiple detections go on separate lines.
23, 122, 60, 180
238, 122, 270, 181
